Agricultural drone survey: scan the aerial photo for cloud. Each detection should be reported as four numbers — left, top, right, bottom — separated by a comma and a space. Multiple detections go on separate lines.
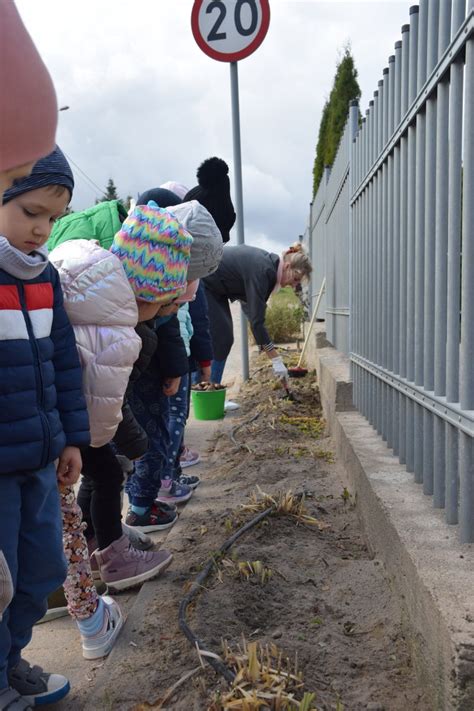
16, 0, 412, 250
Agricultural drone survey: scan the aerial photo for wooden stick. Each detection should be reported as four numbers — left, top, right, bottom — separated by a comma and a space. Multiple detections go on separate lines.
297, 276, 326, 368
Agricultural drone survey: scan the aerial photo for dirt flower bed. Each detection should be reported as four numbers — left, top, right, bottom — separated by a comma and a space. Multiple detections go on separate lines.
121, 355, 429, 711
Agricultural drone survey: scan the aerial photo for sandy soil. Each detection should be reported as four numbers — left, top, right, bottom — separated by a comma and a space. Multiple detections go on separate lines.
90, 356, 429, 711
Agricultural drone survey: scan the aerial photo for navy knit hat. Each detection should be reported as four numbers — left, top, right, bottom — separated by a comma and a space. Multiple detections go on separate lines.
3, 146, 74, 204
137, 187, 181, 208
183, 157, 236, 243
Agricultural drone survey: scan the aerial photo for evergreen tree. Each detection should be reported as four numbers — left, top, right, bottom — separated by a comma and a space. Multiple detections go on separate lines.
97, 178, 119, 203
312, 101, 330, 199
312, 46, 361, 197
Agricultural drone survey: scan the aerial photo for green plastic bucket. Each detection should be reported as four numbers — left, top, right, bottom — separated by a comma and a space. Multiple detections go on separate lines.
191, 387, 226, 421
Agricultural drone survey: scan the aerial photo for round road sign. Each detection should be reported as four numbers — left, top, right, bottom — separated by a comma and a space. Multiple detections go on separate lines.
191, 0, 270, 63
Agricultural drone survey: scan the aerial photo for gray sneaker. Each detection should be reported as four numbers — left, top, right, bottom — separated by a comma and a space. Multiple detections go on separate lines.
92, 535, 172, 592
8, 660, 70, 706
122, 522, 154, 550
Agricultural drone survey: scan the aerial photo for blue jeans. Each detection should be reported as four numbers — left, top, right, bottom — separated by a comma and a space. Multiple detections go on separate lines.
168, 374, 189, 473
210, 359, 227, 384
126, 368, 171, 508
0, 464, 66, 689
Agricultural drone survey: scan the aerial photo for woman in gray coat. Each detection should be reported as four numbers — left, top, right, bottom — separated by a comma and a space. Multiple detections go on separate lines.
202, 243, 312, 383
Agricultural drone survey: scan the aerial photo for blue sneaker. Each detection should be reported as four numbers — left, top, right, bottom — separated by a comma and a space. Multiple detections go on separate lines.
156, 478, 193, 504
9, 660, 70, 706
179, 473, 201, 490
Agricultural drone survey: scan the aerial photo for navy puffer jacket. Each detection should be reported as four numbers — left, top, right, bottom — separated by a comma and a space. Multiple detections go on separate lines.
0, 264, 90, 474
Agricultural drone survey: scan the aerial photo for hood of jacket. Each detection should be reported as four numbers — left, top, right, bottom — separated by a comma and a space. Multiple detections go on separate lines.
47, 199, 127, 252
49, 238, 138, 327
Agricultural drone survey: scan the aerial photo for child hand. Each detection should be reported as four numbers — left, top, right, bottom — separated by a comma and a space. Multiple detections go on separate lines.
162, 377, 181, 396
200, 365, 211, 382
57, 446, 82, 486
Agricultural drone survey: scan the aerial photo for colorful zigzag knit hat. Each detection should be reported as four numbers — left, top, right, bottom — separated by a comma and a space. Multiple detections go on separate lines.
111, 203, 193, 303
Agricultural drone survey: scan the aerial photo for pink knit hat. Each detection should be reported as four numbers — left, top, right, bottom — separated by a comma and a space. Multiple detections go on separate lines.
0, 1, 58, 172
159, 181, 189, 201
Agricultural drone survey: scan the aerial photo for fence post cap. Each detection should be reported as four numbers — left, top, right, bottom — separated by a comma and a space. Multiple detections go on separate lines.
401, 23, 410, 33
395, 40, 402, 49
349, 99, 359, 107
378, 79, 384, 86
388, 54, 395, 63
383, 67, 389, 75
409, 5, 419, 14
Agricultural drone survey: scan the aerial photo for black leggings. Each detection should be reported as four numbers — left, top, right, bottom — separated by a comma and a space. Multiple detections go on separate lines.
77, 444, 124, 550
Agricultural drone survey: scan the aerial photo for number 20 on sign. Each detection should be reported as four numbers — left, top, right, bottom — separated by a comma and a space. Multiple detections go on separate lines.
191, 0, 271, 63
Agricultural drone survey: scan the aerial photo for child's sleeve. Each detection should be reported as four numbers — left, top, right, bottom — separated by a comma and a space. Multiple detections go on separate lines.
189, 282, 214, 363
155, 315, 190, 378
50, 267, 90, 448
77, 327, 141, 448
242, 272, 272, 347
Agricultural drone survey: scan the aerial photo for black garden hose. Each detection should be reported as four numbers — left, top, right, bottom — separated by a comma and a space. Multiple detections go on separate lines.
229, 411, 261, 447
178, 505, 275, 683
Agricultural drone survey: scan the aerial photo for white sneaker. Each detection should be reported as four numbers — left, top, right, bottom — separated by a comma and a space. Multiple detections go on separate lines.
224, 400, 240, 411
80, 596, 124, 660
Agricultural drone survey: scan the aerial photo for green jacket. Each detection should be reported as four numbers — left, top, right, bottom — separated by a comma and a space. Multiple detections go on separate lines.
47, 200, 127, 252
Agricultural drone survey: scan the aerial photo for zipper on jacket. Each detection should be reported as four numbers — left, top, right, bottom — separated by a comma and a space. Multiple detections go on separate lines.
17, 282, 51, 468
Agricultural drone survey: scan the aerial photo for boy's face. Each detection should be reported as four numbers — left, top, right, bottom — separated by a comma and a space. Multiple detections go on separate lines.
0, 185, 69, 254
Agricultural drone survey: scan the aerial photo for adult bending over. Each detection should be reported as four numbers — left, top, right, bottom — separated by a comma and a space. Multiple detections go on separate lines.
202, 243, 312, 383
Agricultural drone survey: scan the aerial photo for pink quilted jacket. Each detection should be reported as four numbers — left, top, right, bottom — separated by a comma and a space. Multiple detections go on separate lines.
50, 239, 141, 447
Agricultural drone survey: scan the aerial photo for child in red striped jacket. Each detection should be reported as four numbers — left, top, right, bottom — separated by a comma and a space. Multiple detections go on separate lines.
0, 147, 90, 710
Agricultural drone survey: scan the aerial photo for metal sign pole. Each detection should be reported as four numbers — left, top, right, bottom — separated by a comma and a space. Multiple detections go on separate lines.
230, 60, 249, 381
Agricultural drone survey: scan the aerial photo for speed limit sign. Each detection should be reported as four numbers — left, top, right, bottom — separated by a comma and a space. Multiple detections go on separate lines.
191, 0, 271, 63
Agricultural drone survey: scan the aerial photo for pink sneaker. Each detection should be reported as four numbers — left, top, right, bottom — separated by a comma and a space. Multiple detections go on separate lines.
180, 446, 201, 468
92, 535, 173, 592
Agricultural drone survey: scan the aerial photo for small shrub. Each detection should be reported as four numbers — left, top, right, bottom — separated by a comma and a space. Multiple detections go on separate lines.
265, 287, 304, 343
265, 301, 304, 343
248, 287, 304, 344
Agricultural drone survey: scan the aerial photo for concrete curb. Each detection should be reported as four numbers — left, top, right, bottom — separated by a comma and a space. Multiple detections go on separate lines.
306, 337, 474, 711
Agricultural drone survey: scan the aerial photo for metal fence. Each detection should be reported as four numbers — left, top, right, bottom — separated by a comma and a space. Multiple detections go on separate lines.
306, 0, 474, 541
308, 167, 327, 319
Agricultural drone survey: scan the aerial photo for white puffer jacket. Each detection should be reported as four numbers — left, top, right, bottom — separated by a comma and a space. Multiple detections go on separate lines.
50, 239, 141, 447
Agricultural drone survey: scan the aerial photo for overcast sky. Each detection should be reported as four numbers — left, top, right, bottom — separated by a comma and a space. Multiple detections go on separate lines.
17, 0, 412, 255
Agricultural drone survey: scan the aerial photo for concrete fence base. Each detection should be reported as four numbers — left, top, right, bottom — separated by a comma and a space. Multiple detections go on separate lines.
305, 325, 474, 711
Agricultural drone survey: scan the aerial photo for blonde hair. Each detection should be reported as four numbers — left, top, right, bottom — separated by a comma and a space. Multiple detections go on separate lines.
282, 243, 312, 281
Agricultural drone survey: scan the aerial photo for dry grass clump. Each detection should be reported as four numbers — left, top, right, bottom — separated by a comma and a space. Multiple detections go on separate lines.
241, 488, 328, 531
209, 638, 318, 710
279, 415, 325, 438
219, 558, 274, 586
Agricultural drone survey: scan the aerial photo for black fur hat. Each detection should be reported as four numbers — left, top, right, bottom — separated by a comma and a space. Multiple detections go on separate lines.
184, 157, 236, 243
